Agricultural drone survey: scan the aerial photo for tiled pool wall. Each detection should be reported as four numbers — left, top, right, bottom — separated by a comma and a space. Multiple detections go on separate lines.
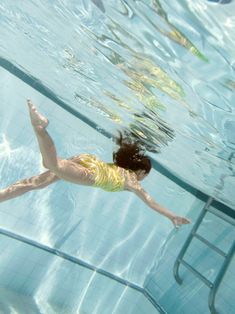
0, 235, 160, 314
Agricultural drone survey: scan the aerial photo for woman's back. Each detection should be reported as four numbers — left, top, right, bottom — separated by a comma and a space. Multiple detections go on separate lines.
78, 154, 126, 192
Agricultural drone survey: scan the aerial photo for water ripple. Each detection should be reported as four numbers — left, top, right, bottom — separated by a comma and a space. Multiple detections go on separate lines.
0, 0, 235, 210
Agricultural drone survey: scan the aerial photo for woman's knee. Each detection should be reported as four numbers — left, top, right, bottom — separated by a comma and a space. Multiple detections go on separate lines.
17, 176, 44, 191
43, 158, 60, 172
43, 159, 64, 176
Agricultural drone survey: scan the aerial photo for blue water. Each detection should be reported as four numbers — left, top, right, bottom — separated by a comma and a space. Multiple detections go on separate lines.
0, 1, 234, 313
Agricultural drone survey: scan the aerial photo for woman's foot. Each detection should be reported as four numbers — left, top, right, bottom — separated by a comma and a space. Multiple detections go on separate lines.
27, 100, 49, 130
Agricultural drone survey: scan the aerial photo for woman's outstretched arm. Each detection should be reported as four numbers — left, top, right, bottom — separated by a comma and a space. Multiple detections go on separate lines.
130, 185, 191, 227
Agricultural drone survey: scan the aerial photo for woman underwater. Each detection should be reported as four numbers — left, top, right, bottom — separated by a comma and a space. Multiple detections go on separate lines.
0, 100, 191, 228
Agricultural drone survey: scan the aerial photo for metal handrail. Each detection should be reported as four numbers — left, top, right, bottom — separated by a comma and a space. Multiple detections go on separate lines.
173, 197, 235, 314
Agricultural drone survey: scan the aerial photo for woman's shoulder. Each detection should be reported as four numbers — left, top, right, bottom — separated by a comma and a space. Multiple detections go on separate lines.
123, 169, 141, 191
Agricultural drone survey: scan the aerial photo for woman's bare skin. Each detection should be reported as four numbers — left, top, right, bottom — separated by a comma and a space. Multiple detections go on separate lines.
27, 101, 95, 186
0, 155, 80, 202
0, 100, 191, 228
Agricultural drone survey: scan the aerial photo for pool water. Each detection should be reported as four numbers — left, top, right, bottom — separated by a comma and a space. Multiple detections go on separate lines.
0, 1, 234, 313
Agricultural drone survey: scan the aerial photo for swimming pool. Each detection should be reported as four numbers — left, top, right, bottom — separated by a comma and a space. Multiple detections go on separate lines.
0, 0, 234, 313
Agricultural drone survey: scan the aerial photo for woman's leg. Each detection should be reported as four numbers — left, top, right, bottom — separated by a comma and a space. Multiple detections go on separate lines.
0, 171, 59, 203
27, 100, 94, 185
27, 100, 59, 171
0, 155, 81, 203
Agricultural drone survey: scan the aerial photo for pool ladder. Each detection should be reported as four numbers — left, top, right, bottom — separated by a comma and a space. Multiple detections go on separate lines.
173, 196, 235, 314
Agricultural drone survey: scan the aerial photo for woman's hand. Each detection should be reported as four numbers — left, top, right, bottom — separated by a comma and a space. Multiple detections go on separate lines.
171, 215, 191, 228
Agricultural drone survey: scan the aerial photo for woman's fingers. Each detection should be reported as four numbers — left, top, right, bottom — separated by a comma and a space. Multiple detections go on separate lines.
182, 217, 191, 224
173, 216, 191, 228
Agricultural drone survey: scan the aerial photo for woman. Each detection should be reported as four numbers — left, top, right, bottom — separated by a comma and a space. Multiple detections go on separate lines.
0, 100, 191, 228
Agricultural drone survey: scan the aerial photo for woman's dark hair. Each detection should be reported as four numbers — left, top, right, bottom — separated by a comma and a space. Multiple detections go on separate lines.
113, 131, 152, 174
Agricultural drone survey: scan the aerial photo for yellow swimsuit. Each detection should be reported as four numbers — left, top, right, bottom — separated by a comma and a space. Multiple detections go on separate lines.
78, 154, 125, 192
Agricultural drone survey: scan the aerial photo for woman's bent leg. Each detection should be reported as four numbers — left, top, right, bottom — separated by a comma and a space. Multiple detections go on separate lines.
0, 171, 59, 203
27, 100, 59, 171
27, 100, 93, 185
